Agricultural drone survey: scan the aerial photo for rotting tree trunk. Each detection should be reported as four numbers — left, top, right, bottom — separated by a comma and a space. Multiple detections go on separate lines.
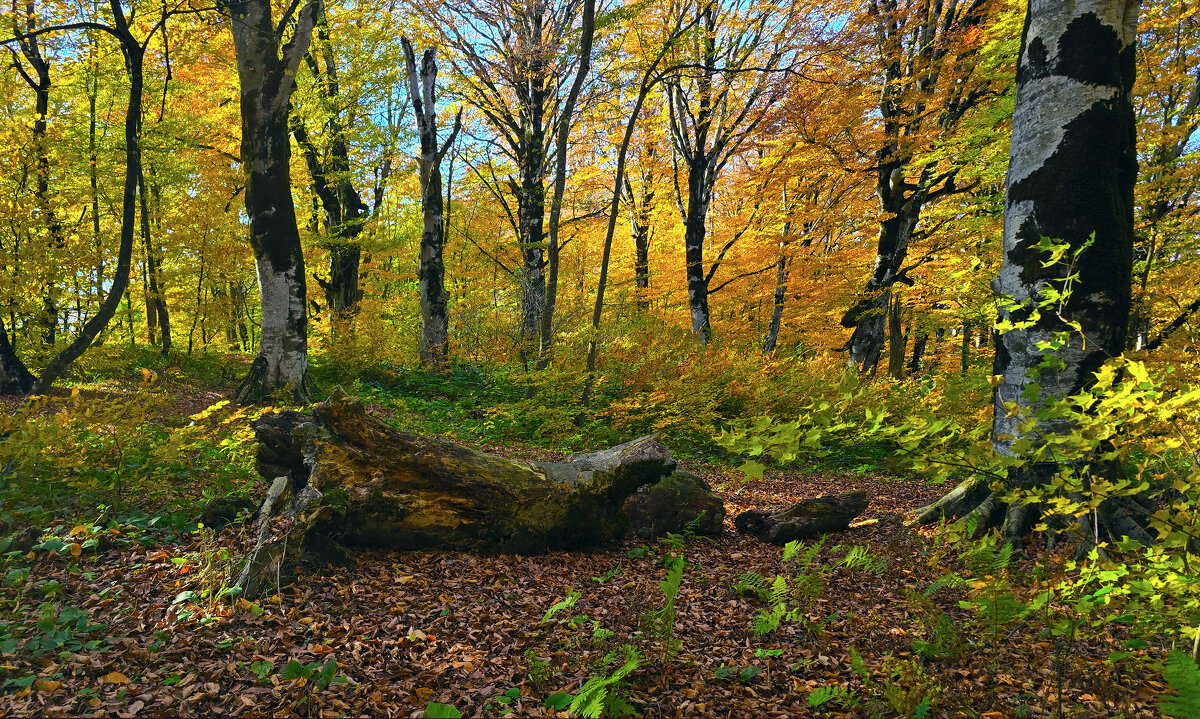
915, 0, 1143, 545
236, 388, 716, 598
403, 39, 461, 370
734, 490, 869, 544
224, 0, 317, 404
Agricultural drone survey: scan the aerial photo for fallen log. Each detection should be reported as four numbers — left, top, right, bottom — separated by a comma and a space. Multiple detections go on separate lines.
733, 490, 869, 544
236, 387, 721, 597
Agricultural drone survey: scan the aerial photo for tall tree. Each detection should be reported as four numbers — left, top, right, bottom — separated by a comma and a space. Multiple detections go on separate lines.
839, 0, 1008, 374
2, 0, 153, 395
220, 0, 317, 403
403, 38, 461, 369
291, 0, 396, 317
430, 0, 586, 355
10, 0, 65, 346
663, 0, 792, 343
917, 0, 1142, 543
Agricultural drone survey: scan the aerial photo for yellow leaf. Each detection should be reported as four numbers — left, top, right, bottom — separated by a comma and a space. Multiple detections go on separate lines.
101, 671, 131, 685
35, 679, 61, 692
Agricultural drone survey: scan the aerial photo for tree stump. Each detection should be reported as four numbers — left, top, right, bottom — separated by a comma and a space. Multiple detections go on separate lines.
235, 387, 718, 597
733, 490, 869, 544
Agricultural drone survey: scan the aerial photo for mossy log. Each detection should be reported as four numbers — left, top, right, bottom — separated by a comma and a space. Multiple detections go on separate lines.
236, 387, 713, 597
733, 490, 869, 544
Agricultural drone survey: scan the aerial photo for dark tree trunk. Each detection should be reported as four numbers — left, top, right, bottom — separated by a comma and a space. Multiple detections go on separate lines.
683, 167, 713, 343
841, 181, 923, 372
840, 0, 996, 373
886, 291, 906, 379
138, 169, 170, 354
763, 251, 791, 354
916, 0, 1143, 545
0, 319, 34, 395
224, 0, 317, 404
30, 0, 145, 395
960, 320, 971, 372
908, 329, 928, 374
403, 39, 461, 370
625, 170, 655, 313
290, 6, 383, 318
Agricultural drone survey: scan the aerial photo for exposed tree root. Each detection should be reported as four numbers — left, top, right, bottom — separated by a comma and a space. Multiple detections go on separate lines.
911, 472, 1154, 555
234, 355, 316, 405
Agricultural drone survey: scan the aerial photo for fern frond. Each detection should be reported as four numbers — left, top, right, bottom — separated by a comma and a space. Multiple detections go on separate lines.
1161, 649, 1200, 719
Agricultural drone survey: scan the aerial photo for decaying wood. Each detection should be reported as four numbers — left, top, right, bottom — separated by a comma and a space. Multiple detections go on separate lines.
236, 387, 722, 598
733, 490, 869, 544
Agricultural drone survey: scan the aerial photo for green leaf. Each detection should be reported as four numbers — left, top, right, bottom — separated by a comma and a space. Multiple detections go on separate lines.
280, 659, 307, 681
545, 692, 573, 710
740, 461, 766, 480
422, 702, 462, 718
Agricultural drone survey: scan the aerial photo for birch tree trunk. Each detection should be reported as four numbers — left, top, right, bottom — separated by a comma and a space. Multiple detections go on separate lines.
403, 39, 461, 370
915, 0, 1143, 544
224, 0, 317, 404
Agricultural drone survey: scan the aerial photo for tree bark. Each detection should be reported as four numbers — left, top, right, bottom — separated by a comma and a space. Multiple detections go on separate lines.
235, 388, 713, 597
224, 0, 317, 404
916, 0, 1142, 544
840, 0, 997, 372
0, 318, 33, 395
626, 171, 655, 313
762, 251, 790, 354
886, 291, 906, 379
290, 4, 386, 318
403, 39, 461, 370
138, 169, 170, 354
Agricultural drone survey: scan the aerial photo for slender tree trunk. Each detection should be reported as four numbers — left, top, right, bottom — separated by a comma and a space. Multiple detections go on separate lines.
536, 0, 594, 372
763, 252, 791, 354
138, 169, 169, 353
683, 166, 712, 343
841, 189, 922, 371
31, 1, 145, 394
224, 0, 317, 403
886, 292, 906, 379
908, 330, 928, 375
960, 320, 971, 372
403, 39, 461, 370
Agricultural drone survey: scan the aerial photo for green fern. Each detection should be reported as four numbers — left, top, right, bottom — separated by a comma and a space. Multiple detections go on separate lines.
807, 684, 851, 708
1161, 649, 1200, 719
570, 645, 642, 719
839, 545, 887, 575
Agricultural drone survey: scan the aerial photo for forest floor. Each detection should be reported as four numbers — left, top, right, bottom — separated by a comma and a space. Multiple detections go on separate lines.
0, 373, 1165, 718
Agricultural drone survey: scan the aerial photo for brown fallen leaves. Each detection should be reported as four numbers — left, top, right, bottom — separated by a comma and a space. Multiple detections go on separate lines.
0, 455, 1161, 718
